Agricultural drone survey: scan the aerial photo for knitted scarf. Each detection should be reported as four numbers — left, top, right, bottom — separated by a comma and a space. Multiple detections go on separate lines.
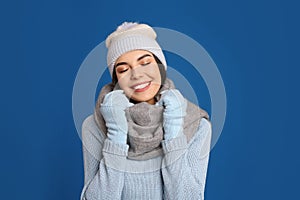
94, 78, 209, 160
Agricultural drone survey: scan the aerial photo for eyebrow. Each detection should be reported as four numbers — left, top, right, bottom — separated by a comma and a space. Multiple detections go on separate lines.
115, 54, 152, 68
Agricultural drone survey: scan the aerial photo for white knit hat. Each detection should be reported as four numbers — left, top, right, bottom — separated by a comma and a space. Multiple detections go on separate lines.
105, 22, 167, 76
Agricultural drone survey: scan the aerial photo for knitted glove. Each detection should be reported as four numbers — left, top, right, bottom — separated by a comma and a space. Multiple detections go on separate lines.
156, 89, 187, 140
100, 90, 134, 144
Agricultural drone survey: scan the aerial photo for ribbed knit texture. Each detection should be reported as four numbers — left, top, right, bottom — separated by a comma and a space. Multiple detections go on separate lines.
105, 22, 168, 76
80, 115, 212, 200
107, 34, 167, 76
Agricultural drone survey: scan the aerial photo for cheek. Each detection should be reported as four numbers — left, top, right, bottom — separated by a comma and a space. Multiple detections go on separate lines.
151, 69, 162, 84
116, 74, 131, 89
147, 65, 161, 81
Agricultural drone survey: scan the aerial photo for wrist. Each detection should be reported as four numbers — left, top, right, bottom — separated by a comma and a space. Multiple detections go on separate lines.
163, 118, 184, 140
107, 132, 127, 144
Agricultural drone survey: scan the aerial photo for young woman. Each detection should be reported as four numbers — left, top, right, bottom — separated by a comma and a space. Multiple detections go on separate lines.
80, 22, 212, 200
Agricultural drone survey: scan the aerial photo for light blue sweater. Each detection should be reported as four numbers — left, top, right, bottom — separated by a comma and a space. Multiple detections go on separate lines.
80, 115, 212, 200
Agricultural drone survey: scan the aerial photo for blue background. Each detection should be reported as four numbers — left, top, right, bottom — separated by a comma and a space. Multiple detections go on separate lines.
1, 0, 297, 199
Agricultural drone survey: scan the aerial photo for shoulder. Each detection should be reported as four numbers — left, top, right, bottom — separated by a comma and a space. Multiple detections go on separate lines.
82, 114, 98, 130
81, 114, 106, 143
189, 117, 212, 143
198, 118, 212, 132
192, 118, 212, 142
187, 118, 212, 158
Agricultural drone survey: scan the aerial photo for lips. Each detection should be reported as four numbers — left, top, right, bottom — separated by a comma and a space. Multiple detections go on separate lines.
131, 81, 151, 92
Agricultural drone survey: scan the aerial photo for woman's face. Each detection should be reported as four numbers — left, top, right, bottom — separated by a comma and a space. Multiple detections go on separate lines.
114, 50, 162, 105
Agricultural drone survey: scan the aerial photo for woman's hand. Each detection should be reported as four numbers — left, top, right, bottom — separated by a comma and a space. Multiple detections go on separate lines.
100, 90, 133, 144
156, 89, 187, 140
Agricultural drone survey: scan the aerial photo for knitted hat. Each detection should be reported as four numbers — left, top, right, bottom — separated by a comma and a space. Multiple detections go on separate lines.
105, 22, 167, 76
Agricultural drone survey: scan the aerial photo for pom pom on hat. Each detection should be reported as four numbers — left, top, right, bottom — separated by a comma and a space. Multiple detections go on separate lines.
117, 22, 139, 31
105, 21, 167, 76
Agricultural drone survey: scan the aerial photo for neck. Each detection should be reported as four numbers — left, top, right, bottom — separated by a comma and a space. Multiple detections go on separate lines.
130, 98, 156, 105
146, 98, 156, 105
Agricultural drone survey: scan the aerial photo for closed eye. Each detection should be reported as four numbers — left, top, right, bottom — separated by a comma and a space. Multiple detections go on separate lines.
141, 62, 150, 66
119, 68, 128, 73
116, 66, 129, 74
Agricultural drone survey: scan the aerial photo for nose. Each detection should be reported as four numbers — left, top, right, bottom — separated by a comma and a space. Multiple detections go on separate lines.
130, 65, 143, 80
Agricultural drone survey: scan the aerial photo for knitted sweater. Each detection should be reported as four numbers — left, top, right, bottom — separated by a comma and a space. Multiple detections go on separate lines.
80, 113, 212, 200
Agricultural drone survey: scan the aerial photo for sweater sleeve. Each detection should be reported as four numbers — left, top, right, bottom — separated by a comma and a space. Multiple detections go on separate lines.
80, 116, 129, 200
161, 118, 212, 200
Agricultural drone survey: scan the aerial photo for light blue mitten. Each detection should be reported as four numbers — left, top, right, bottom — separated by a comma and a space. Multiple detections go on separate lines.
100, 90, 134, 144
156, 89, 187, 140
